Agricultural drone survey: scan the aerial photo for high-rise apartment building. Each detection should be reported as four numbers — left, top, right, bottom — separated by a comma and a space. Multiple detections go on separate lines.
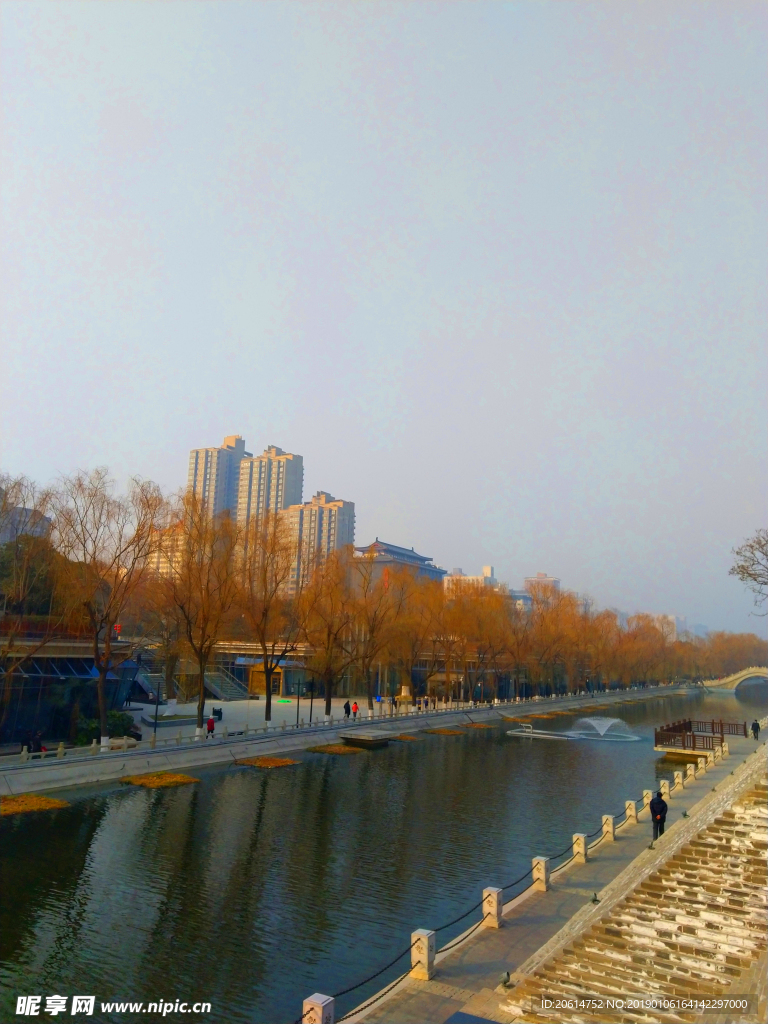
187, 435, 251, 516
444, 566, 507, 594
282, 491, 355, 588
237, 446, 304, 530
524, 572, 561, 592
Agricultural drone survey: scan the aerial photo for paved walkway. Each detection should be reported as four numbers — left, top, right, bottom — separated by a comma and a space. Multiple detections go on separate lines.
346, 737, 766, 1024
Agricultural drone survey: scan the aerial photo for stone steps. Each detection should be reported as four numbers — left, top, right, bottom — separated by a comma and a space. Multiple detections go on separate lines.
507, 775, 768, 1024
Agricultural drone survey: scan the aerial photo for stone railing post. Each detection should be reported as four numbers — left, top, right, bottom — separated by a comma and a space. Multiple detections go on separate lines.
572, 834, 588, 863
20, 745, 29, 763
673, 770, 683, 790
722, 741, 729, 757
481, 888, 505, 929
483, 887, 503, 928
660, 779, 670, 800
697, 756, 706, 774
90, 739, 98, 756
532, 856, 550, 891
625, 800, 637, 823
642, 789, 652, 810
302, 994, 334, 1024
714, 744, 722, 761
410, 929, 435, 980
57, 742, 65, 759
602, 815, 615, 842
685, 763, 695, 784
705, 751, 715, 768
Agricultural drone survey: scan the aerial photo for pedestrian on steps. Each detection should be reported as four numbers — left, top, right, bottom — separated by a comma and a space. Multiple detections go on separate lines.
650, 790, 667, 840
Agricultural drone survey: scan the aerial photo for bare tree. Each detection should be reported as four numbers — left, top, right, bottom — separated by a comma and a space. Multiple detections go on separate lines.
0, 474, 62, 739
349, 555, 406, 711
301, 549, 355, 718
730, 529, 768, 614
158, 493, 240, 737
52, 469, 164, 747
238, 511, 306, 722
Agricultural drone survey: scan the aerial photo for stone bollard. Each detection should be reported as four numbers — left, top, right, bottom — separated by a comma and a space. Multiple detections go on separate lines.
57, 742, 65, 759
642, 790, 652, 810
673, 770, 683, 790
410, 929, 435, 980
685, 763, 696, 784
706, 751, 715, 768
221, 725, 228, 740
300, 718, 304, 728
90, 739, 99, 756
483, 887, 503, 928
714, 744, 722, 761
660, 780, 671, 800
20, 745, 29, 763
243, 724, 249, 736
625, 800, 637, 823
722, 742, 729, 758
602, 815, 615, 842
122, 735, 129, 751
532, 857, 550, 891
697, 756, 706, 774
302, 994, 334, 1024
281, 721, 286, 732
572, 834, 588, 863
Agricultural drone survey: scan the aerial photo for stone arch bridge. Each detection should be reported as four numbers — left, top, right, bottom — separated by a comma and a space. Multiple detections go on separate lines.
706, 666, 768, 690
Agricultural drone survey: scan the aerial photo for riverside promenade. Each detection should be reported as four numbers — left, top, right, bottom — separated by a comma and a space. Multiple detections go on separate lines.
0, 686, 691, 796
331, 736, 767, 1024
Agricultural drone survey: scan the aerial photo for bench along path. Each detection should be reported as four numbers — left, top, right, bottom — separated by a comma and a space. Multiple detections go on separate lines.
343, 740, 766, 1024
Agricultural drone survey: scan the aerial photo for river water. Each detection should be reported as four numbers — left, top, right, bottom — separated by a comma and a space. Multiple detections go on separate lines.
2, 683, 766, 1023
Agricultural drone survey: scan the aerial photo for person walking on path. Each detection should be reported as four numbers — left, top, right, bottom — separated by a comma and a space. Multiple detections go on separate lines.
650, 790, 668, 841
206, 715, 215, 739
351, 701, 359, 720
752, 720, 760, 740
343, 700, 351, 721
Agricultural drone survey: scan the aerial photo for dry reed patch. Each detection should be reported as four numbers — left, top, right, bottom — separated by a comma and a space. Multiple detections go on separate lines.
307, 744, 363, 755
390, 734, 420, 741
529, 713, 557, 719
464, 723, 494, 729
1, 794, 69, 816
423, 728, 466, 736
502, 716, 530, 722
121, 773, 199, 788
235, 756, 300, 768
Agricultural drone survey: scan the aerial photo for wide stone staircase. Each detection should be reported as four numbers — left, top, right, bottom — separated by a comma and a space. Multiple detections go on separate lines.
507, 777, 767, 1023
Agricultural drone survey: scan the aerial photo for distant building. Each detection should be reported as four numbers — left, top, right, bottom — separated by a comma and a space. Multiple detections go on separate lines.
237, 445, 304, 530
354, 539, 446, 582
0, 498, 51, 546
508, 589, 533, 612
282, 491, 355, 588
653, 614, 677, 643
187, 435, 251, 517
524, 572, 561, 592
444, 566, 508, 595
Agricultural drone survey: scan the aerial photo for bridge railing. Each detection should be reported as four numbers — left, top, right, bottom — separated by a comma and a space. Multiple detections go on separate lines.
654, 729, 716, 751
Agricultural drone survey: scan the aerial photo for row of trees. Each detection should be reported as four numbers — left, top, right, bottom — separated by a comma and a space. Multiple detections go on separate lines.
2, 469, 767, 743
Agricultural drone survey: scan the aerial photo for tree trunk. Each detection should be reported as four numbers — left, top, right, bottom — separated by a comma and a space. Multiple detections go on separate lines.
97, 667, 109, 744
264, 667, 273, 722
324, 670, 333, 716
165, 653, 178, 700
196, 653, 207, 732
365, 666, 374, 710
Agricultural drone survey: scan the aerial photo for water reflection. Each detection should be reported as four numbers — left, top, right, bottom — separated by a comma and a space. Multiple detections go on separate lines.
1, 686, 765, 1023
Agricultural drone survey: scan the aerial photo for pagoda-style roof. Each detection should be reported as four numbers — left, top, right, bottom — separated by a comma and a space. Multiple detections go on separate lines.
354, 539, 445, 577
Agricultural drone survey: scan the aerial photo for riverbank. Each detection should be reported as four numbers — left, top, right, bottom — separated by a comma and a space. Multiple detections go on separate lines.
0, 686, 693, 796
345, 737, 767, 1024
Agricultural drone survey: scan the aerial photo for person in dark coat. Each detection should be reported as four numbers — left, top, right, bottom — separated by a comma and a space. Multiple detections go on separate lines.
343, 700, 351, 720
752, 720, 760, 740
650, 791, 668, 840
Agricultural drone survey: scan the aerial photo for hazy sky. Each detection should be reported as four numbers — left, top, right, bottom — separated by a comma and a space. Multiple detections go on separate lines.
1, 1, 766, 634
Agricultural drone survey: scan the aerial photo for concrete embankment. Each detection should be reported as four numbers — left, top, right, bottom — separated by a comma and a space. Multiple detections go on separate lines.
342, 737, 766, 1024
0, 687, 690, 795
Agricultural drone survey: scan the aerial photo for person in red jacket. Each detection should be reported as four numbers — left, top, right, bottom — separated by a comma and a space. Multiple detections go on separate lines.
351, 701, 359, 720
206, 715, 215, 738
